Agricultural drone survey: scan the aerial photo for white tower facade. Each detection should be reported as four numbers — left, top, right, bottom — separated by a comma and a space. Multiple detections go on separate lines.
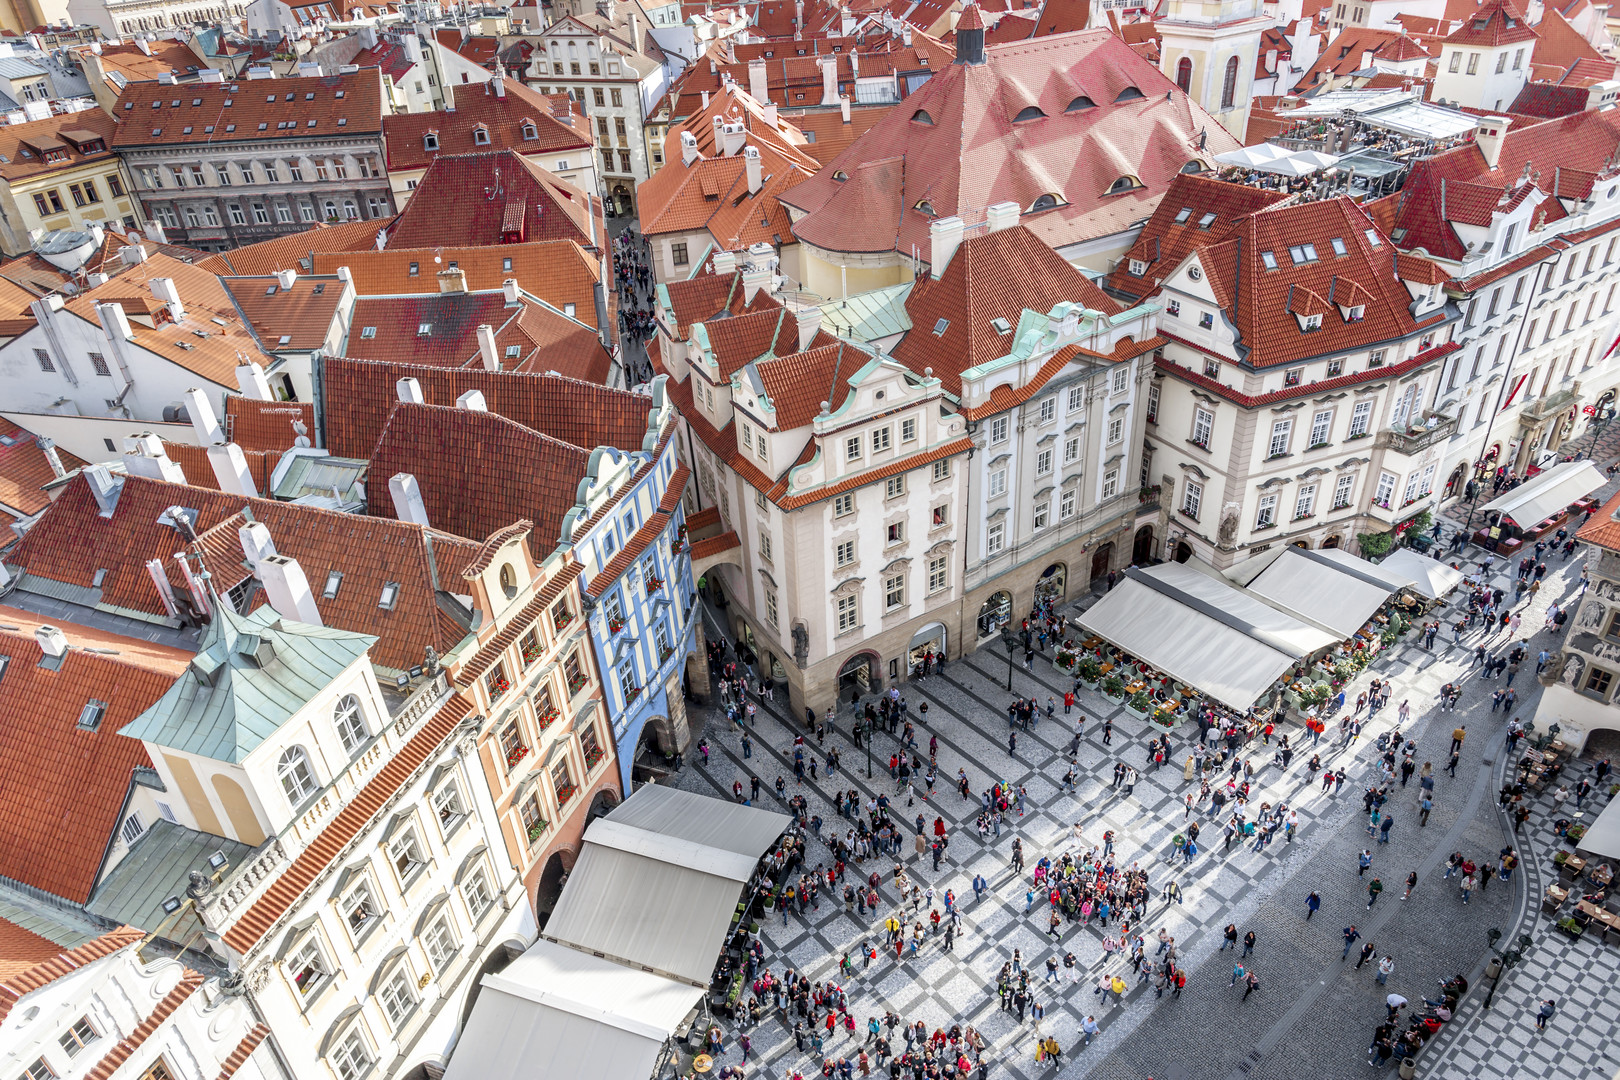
1157, 0, 1271, 143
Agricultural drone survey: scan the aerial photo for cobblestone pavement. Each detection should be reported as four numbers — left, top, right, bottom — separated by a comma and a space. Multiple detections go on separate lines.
667, 469, 1619, 1080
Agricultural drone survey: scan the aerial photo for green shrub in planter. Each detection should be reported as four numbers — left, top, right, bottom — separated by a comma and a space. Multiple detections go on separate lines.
1127, 690, 1153, 714
1556, 916, 1584, 937
1569, 824, 1587, 842
1102, 675, 1126, 698
1078, 657, 1102, 683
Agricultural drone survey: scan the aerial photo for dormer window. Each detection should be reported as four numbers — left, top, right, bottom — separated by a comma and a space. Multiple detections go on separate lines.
1106, 177, 1139, 196
1180, 160, 1204, 174
910, 108, 934, 124
423, 131, 439, 150
915, 199, 935, 216
1029, 193, 1061, 212
1114, 86, 1144, 102
473, 124, 491, 145
1012, 105, 1045, 122
1344, 304, 1365, 322
833, 170, 848, 182
1301, 314, 1322, 331
1065, 95, 1096, 112
1128, 258, 1147, 277
521, 121, 537, 140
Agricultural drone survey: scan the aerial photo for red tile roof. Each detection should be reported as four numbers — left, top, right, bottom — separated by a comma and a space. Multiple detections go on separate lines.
384, 150, 601, 251
83, 971, 205, 1080
368, 403, 591, 545
321, 355, 654, 461
0, 616, 188, 902
224, 397, 316, 452
200, 220, 384, 277
1444, 0, 1538, 47
223, 695, 473, 953
160, 440, 281, 496
216, 1024, 270, 1080
1104, 172, 1289, 299
0, 421, 82, 517
0, 927, 145, 1024
0, 110, 118, 184
754, 342, 860, 428
1531, 7, 1612, 71
893, 224, 1122, 396
110, 70, 385, 149
1156, 339, 1462, 406
222, 274, 346, 352
383, 76, 590, 173
0, 918, 61, 981
347, 291, 610, 382
1576, 486, 1620, 550
312, 240, 600, 313
1300, 27, 1436, 86
781, 28, 1240, 258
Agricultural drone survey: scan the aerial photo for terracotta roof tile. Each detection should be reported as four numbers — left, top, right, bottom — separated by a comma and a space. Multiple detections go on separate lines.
384, 150, 601, 251
0, 110, 117, 184
0, 918, 65, 981
1445, 0, 1538, 47
222, 274, 346, 352
754, 342, 860, 428
160, 440, 281, 495
1155, 339, 1461, 406
457, 560, 583, 682
0, 420, 83, 517
111, 70, 385, 149
224, 397, 315, 452
1104, 172, 1289, 300
384, 77, 589, 173
0, 927, 144, 1025
688, 530, 741, 559
203, 220, 383, 277
83, 971, 205, 1080
311, 240, 599, 313
216, 1024, 270, 1080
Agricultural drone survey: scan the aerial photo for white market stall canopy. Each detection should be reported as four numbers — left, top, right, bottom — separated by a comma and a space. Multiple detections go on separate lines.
1236, 546, 1399, 639
1577, 795, 1620, 862
1214, 143, 1340, 175
1309, 545, 1422, 593
1076, 563, 1331, 710
1377, 548, 1466, 600
442, 940, 703, 1080
1477, 460, 1607, 529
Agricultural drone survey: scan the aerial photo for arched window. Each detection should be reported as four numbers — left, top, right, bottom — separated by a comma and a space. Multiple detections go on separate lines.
914, 199, 935, 216
1106, 176, 1139, 195
1114, 86, 1145, 102
1065, 95, 1096, 112
910, 108, 934, 125
335, 695, 367, 754
1176, 57, 1192, 93
1222, 55, 1240, 110
1029, 193, 1061, 212
1181, 159, 1205, 174
278, 746, 317, 805
1012, 105, 1045, 122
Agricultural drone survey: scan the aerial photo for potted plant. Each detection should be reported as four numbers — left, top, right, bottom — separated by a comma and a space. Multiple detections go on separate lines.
1556, 916, 1584, 938
1568, 824, 1587, 843
1554, 850, 1569, 867
608, 615, 626, 635
1078, 656, 1102, 686
536, 704, 560, 730
1054, 647, 1079, 674
1102, 675, 1126, 701
1125, 690, 1153, 718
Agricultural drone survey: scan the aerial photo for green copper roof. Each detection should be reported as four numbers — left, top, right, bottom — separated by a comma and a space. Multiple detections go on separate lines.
119, 605, 376, 763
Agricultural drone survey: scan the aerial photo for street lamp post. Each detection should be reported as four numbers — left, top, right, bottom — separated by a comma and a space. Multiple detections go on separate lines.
865, 715, 873, 779
1000, 625, 1017, 691
1461, 478, 1484, 538
1482, 927, 1534, 1010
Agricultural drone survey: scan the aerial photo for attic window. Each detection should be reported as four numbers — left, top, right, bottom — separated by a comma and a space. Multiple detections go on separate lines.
305, 92, 315, 100
1128, 258, 1147, 276
1173, 207, 1192, 224
258, 123, 268, 131
505, 345, 521, 358
473, 125, 491, 145
1330, 237, 1348, 256
284, 93, 295, 102
1106, 177, 1139, 196
361, 326, 376, 338
307, 120, 317, 128
337, 119, 347, 127
932, 317, 949, 336
1197, 212, 1217, 229
191, 97, 202, 106
418, 323, 432, 336
266, 94, 277, 102
1012, 106, 1045, 122
1288, 243, 1318, 264
225, 124, 236, 132
1114, 86, 1145, 102
378, 582, 400, 610
1181, 160, 1205, 174
1065, 95, 1095, 112
336, 90, 345, 98
1345, 304, 1366, 322
991, 317, 1012, 334
910, 108, 934, 124
77, 700, 108, 731
832, 170, 848, 182
277, 335, 292, 346
152, 129, 162, 136
522, 122, 537, 140
1030, 193, 1062, 212
323, 571, 344, 598
1301, 313, 1322, 331
915, 199, 935, 215
0, 655, 8, 683
1261, 250, 1278, 270
408, 262, 419, 275
265, 285, 278, 295
1364, 228, 1382, 248
424, 132, 439, 150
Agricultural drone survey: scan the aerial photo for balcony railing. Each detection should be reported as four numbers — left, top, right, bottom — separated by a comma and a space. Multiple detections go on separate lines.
1376, 412, 1459, 456
1519, 387, 1579, 424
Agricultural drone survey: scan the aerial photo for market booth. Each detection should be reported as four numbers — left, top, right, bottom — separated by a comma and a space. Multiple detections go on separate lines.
1226, 546, 1400, 640
1377, 547, 1466, 602
1473, 460, 1607, 552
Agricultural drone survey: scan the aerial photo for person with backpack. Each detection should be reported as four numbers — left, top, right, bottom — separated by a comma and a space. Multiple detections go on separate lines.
1536, 998, 1557, 1031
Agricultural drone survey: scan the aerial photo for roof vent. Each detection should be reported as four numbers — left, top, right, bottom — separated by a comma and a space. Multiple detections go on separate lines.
35, 625, 67, 658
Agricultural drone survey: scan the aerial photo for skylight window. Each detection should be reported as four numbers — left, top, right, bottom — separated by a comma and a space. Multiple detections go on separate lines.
1173, 207, 1192, 224
1261, 251, 1278, 270
77, 700, 107, 731
505, 345, 521, 357
323, 571, 343, 598
265, 285, 278, 295
277, 335, 291, 345
933, 318, 949, 336
1330, 237, 1348, 256
1288, 243, 1318, 265
1197, 212, 1217, 229
1012, 105, 1045, 122
418, 323, 432, 336
378, 582, 400, 610
1364, 228, 1382, 248
0, 655, 9, 684
361, 326, 376, 338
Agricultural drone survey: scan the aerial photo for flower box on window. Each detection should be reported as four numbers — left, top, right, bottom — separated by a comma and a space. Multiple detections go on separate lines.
536, 704, 560, 730
486, 670, 511, 698
607, 615, 626, 635
670, 540, 685, 557
526, 818, 549, 841
645, 576, 664, 596
584, 746, 604, 769
567, 671, 588, 694
556, 782, 577, 805
552, 610, 573, 632
625, 686, 643, 703
521, 640, 544, 664
506, 744, 531, 767
677, 522, 688, 539
659, 645, 674, 664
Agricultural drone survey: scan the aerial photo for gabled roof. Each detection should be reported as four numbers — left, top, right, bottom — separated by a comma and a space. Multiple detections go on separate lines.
1443, 0, 1538, 47
1530, 7, 1611, 72
1300, 27, 1435, 87
110, 69, 386, 149
0, 420, 82, 517
1508, 80, 1593, 119
383, 76, 590, 173
121, 605, 374, 763
661, 270, 782, 339
753, 342, 861, 428
0, 927, 145, 1022
780, 28, 1239, 259
368, 403, 591, 546
1104, 172, 1289, 300
221, 274, 346, 352
224, 397, 315, 453
196, 219, 384, 277
0, 110, 117, 183
312, 240, 600, 314
384, 150, 601, 251
321, 355, 655, 461
0, 613, 187, 902
892, 224, 1122, 396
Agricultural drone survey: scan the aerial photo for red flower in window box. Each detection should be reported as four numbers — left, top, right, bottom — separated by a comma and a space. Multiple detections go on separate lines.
645, 576, 664, 596
553, 610, 574, 632
488, 674, 511, 697
584, 746, 604, 769
556, 782, 577, 804
536, 704, 560, 730
505, 744, 530, 767
625, 686, 643, 703
567, 671, 588, 694
526, 818, 549, 841
677, 522, 688, 539
521, 640, 544, 664
607, 615, 626, 635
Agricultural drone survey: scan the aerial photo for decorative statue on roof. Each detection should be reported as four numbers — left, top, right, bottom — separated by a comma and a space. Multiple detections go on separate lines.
424, 644, 441, 676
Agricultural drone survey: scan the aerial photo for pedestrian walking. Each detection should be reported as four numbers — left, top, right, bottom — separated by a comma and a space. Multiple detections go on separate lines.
1536, 998, 1557, 1032
1402, 871, 1417, 901
1341, 925, 1360, 960
1305, 891, 1321, 920
1376, 955, 1394, 985
1366, 877, 1383, 909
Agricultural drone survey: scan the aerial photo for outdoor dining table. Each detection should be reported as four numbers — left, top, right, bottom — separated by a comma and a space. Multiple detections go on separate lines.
1576, 901, 1620, 941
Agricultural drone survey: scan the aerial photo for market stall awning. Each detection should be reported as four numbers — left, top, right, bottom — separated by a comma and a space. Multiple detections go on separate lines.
440, 939, 702, 1080
1477, 459, 1607, 528
1241, 547, 1397, 639
1076, 563, 1323, 710
1578, 796, 1620, 862
1377, 548, 1466, 600
1310, 546, 1421, 593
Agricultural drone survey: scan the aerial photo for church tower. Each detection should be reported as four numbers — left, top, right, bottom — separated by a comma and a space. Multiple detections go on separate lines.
1155, 0, 1270, 143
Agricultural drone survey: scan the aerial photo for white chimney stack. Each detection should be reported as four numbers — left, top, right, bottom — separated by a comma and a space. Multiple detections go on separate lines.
257, 554, 323, 626
236, 363, 274, 400
797, 306, 822, 351
96, 301, 134, 341
239, 521, 277, 566
714, 250, 738, 275
749, 57, 768, 102
840, 95, 851, 123
122, 433, 186, 483
986, 201, 1020, 233
396, 376, 425, 404
763, 102, 778, 127
929, 216, 965, 279
1474, 116, 1512, 171
820, 55, 838, 105
503, 278, 521, 304
477, 324, 500, 371
150, 277, 185, 320
207, 442, 259, 498
744, 145, 763, 194
36, 436, 65, 479
184, 388, 223, 444
276, 268, 296, 290
35, 625, 67, 658
680, 129, 700, 166
389, 472, 432, 527
145, 220, 168, 244
457, 389, 489, 411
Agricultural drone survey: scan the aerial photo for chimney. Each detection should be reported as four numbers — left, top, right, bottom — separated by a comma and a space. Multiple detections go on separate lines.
145, 220, 167, 244
477, 324, 500, 370
236, 362, 274, 400
1474, 115, 1511, 171
929, 216, 965, 278
238, 521, 277, 567
797, 306, 822, 351
503, 279, 521, 304
257, 554, 323, 626
795, 0, 804, 38
276, 268, 296, 290
457, 389, 489, 411
184, 388, 223, 443
135, 36, 152, 55
150, 276, 184, 321
681, 129, 700, 165
763, 102, 778, 127
986, 201, 1020, 232
840, 95, 851, 122
396, 376, 425, 404
820, 55, 838, 105
207, 443, 259, 497
37, 436, 65, 479
389, 472, 432, 527
492, 73, 506, 98
82, 463, 124, 517
120, 243, 147, 266
1265, 48, 1278, 74
903, 23, 913, 45
749, 57, 768, 101
701, 89, 710, 108
714, 250, 738, 275
122, 433, 186, 483
721, 121, 746, 156
35, 625, 67, 658
96, 301, 134, 341
438, 267, 468, 293
1360, 49, 1375, 71
744, 145, 763, 194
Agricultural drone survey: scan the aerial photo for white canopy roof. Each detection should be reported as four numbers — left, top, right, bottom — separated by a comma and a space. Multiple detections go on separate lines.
1578, 795, 1620, 862
442, 941, 703, 1080
1076, 562, 1327, 710
1240, 547, 1397, 639
1214, 143, 1339, 175
1310, 545, 1421, 593
1377, 548, 1466, 600
1478, 460, 1607, 529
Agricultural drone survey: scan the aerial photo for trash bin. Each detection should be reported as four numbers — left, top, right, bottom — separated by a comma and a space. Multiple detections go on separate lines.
1399, 1056, 1417, 1079
1486, 957, 1503, 980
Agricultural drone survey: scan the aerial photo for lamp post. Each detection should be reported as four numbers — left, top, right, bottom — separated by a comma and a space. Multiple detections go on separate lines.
865, 714, 874, 780
1461, 477, 1484, 538
1482, 927, 1534, 1010
1000, 625, 1017, 691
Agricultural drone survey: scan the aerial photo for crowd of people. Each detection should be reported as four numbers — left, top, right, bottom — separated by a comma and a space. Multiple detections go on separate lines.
612, 227, 658, 383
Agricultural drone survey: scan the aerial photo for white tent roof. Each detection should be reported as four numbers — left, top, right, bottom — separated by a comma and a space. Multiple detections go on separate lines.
1478, 460, 1607, 528
1377, 548, 1466, 600
1076, 563, 1322, 710
605, 784, 792, 860
1309, 545, 1420, 593
441, 940, 703, 1080
1578, 795, 1620, 862
1242, 547, 1396, 639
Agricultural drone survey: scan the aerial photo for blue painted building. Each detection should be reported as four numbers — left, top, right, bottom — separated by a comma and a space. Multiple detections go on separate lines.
562, 377, 697, 791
